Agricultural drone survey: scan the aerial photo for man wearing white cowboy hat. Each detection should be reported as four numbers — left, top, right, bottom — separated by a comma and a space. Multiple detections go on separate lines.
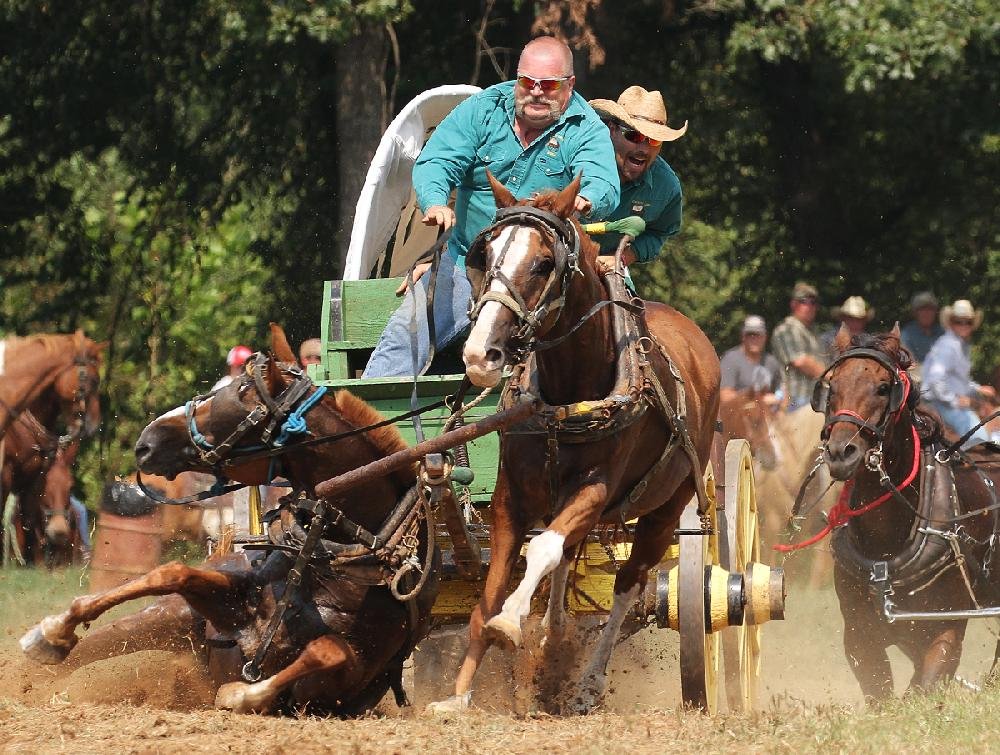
588, 85, 687, 278
822, 295, 874, 355
922, 299, 995, 448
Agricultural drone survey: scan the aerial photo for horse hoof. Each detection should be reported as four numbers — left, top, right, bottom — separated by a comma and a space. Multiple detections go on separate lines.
567, 674, 606, 715
19, 625, 76, 665
483, 614, 522, 651
215, 681, 267, 714
425, 691, 472, 716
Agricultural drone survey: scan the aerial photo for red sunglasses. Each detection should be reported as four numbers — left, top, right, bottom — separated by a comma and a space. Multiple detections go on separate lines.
606, 120, 662, 148
516, 74, 571, 94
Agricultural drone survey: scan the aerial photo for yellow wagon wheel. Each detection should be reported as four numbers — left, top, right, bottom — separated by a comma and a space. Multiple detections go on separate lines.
678, 463, 721, 713
721, 439, 763, 712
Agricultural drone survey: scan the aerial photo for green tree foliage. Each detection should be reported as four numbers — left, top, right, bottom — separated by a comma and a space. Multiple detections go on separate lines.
0, 0, 997, 505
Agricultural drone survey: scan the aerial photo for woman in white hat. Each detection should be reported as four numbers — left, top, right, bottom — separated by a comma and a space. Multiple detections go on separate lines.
921, 299, 994, 447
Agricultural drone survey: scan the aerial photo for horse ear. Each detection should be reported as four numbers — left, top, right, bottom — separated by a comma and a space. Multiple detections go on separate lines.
889, 321, 901, 339
269, 323, 297, 364
549, 173, 582, 219
833, 323, 852, 352
487, 170, 516, 209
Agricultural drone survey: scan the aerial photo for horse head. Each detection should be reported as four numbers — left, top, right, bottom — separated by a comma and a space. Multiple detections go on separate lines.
816, 324, 917, 480
463, 172, 602, 388
135, 324, 300, 484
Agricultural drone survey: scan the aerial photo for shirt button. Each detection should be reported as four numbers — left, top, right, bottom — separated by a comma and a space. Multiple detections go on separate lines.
510, 176, 518, 183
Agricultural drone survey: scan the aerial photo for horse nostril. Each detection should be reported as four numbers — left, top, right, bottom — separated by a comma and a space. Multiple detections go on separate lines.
843, 443, 858, 460
485, 348, 503, 366
135, 441, 152, 464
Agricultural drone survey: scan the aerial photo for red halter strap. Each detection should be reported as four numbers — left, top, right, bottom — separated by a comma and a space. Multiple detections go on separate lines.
774, 423, 921, 552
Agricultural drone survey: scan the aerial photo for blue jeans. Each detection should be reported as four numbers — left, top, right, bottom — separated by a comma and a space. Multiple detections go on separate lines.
69, 495, 90, 550
362, 250, 473, 378
926, 400, 990, 449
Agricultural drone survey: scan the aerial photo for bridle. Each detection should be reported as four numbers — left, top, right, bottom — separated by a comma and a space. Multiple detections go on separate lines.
58, 349, 101, 446
185, 352, 326, 469
812, 347, 916, 444
465, 205, 581, 359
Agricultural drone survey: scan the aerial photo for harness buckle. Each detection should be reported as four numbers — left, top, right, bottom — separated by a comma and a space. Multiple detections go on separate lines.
871, 560, 889, 584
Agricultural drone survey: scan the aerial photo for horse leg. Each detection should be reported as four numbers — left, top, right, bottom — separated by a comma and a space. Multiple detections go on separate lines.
541, 555, 572, 643
20, 560, 248, 665
906, 624, 966, 692
483, 481, 608, 649
215, 633, 360, 714
835, 571, 893, 701
426, 475, 530, 714
570, 502, 678, 714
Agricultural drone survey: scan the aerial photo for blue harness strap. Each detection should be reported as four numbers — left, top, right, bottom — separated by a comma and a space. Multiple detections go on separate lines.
275, 386, 328, 447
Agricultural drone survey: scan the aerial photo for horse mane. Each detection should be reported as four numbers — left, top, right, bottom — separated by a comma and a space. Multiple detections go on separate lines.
7, 332, 95, 360
331, 389, 410, 457
848, 332, 943, 443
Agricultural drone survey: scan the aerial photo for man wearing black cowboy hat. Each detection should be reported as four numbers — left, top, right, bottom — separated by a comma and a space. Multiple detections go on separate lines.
588, 86, 687, 279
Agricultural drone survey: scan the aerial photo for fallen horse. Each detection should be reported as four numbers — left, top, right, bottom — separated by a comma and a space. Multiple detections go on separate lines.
19, 325, 528, 715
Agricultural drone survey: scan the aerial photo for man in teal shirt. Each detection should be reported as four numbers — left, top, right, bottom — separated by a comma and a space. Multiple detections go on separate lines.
363, 36, 620, 377
587, 86, 687, 280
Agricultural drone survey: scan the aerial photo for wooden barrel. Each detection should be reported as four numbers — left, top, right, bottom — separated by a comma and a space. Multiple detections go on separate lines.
89, 508, 163, 592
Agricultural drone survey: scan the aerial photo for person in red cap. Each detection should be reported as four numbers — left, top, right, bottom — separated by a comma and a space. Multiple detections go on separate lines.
213, 345, 252, 391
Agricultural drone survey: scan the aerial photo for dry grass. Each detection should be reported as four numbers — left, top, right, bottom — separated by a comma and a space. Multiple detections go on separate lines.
3, 568, 1000, 752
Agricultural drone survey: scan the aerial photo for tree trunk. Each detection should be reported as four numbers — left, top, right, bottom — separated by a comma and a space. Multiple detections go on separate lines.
334, 23, 388, 267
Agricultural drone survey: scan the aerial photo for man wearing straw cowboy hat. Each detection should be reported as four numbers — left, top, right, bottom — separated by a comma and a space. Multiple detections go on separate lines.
922, 299, 995, 448
588, 85, 687, 279
822, 295, 874, 355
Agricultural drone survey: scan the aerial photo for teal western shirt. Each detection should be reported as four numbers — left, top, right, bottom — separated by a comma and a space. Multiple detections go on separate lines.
413, 82, 621, 261
595, 156, 682, 262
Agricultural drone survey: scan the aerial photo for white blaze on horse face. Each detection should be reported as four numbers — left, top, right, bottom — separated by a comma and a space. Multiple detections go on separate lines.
464, 225, 537, 387
155, 404, 188, 422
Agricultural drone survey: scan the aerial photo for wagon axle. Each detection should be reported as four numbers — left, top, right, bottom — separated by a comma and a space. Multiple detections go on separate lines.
642, 561, 785, 633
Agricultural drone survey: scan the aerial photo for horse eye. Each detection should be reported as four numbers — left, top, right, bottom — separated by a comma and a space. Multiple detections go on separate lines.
876, 383, 891, 396
534, 259, 554, 276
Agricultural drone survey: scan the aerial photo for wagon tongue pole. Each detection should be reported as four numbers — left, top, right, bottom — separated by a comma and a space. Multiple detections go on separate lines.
241, 498, 331, 683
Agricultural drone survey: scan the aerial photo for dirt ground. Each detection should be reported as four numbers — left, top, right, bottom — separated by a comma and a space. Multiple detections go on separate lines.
2, 567, 999, 754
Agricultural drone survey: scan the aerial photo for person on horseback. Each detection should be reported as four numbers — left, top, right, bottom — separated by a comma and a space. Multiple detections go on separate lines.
587, 86, 687, 281
719, 315, 782, 406
771, 282, 828, 412
921, 299, 995, 448
362, 36, 621, 378
821, 295, 874, 355
900, 291, 944, 366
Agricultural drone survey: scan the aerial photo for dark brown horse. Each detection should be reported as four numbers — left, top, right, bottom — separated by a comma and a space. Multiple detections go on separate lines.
428, 175, 720, 714
20, 326, 438, 716
1, 332, 103, 564
817, 325, 1000, 699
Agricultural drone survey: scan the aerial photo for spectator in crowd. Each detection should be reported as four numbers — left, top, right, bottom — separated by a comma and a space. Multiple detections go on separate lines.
68, 493, 90, 562
771, 282, 828, 412
922, 299, 995, 448
822, 295, 874, 355
900, 291, 944, 365
212, 344, 252, 391
719, 315, 783, 407
298, 338, 322, 370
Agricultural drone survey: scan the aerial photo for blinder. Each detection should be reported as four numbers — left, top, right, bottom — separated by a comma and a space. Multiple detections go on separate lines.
464, 204, 580, 347
813, 347, 914, 438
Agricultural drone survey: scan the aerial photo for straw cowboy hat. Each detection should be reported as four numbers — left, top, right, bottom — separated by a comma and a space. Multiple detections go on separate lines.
940, 299, 983, 330
589, 86, 688, 142
832, 296, 875, 322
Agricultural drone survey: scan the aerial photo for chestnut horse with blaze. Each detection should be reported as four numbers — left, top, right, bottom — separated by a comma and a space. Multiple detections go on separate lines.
429, 174, 720, 713
21, 326, 437, 716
